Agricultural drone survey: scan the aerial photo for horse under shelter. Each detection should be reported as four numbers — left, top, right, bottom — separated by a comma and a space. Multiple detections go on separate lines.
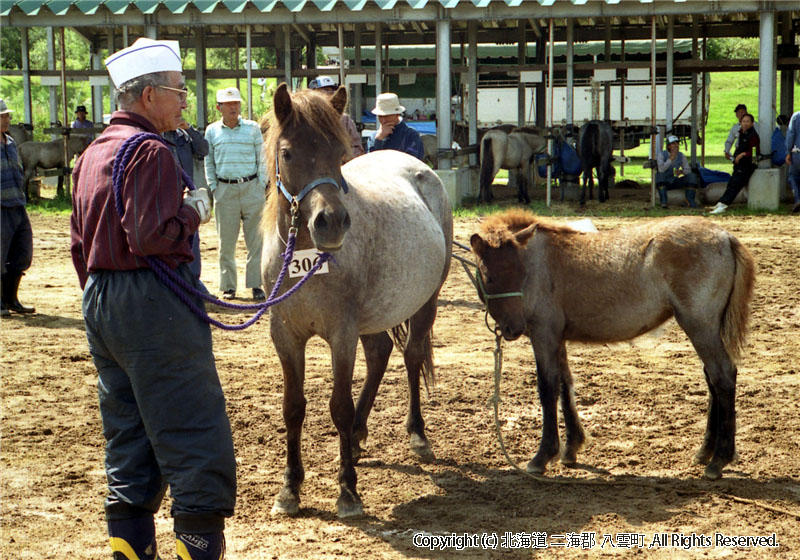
1, 0, 799, 205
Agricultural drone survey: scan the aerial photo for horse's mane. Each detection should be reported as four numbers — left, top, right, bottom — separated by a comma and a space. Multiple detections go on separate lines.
478, 208, 576, 248
262, 89, 352, 228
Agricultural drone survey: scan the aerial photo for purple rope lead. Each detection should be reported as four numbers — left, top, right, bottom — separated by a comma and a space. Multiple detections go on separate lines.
111, 132, 331, 330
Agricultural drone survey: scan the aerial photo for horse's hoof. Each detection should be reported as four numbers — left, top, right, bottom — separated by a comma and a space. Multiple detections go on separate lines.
525, 460, 546, 475
337, 490, 364, 518
271, 488, 300, 516
703, 463, 724, 481
692, 448, 713, 466
409, 434, 435, 463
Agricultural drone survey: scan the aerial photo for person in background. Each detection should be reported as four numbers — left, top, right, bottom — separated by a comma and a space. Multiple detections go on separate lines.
655, 134, 700, 208
163, 120, 211, 286
0, 98, 35, 316
204, 86, 267, 301
366, 92, 424, 161
71, 105, 95, 140
308, 75, 364, 161
70, 38, 235, 560
709, 113, 760, 215
723, 104, 757, 162
784, 109, 800, 214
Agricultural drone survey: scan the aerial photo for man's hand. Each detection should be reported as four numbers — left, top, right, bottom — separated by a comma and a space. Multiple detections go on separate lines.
375, 121, 396, 140
787, 154, 793, 166
725, 152, 732, 161
183, 188, 211, 224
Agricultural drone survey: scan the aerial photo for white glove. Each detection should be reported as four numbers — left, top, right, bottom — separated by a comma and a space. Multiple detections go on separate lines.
183, 188, 211, 224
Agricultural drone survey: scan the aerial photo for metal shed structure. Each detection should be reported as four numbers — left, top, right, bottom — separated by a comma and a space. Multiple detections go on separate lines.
2, 0, 799, 203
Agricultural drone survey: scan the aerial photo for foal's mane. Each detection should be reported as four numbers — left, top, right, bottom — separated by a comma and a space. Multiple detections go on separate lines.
478, 208, 576, 248
262, 89, 352, 228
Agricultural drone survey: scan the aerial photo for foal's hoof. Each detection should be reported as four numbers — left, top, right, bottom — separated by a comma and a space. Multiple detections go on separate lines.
409, 434, 435, 463
337, 490, 364, 518
703, 463, 724, 481
525, 461, 546, 475
692, 448, 714, 466
271, 488, 300, 516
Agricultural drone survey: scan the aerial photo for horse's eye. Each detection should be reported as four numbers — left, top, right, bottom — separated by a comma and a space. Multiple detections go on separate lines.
281, 149, 291, 162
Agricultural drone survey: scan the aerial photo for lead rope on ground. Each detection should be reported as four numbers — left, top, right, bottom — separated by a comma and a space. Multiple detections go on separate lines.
111, 132, 331, 330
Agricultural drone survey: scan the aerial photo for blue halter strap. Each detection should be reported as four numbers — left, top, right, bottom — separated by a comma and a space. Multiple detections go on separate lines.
275, 152, 349, 205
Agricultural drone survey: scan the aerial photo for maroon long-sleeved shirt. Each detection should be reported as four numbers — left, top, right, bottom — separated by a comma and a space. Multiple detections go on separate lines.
71, 111, 200, 289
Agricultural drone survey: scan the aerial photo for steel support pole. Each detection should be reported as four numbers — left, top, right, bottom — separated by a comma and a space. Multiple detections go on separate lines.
47, 28, 58, 140
650, 16, 656, 208
757, 10, 776, 169
566, 19, 574, 133
59, 27, 70, 198
691, 18, 698, 167
518, 22, 526, 126
547, 18, 554, 207
283, 26, 292, 89
338, 24, 346, 90
195, 28, 207, 128
21, 28, 32, 125
666, 16, 674, 136
246, 25, 253, 120
436, 14, 452, 170
375, 23, 382, 97
468, 21, 478, 168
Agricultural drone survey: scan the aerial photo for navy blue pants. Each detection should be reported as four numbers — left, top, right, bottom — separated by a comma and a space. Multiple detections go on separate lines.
1, 205, 33, 276
82, 265, 236, 533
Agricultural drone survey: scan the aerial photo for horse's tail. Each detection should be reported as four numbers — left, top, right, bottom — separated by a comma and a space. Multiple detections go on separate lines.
479, 136, 494, 198
391, 321, 436, 392
721, 236, 756, 363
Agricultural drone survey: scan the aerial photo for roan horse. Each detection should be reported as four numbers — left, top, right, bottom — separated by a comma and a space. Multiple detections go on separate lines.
479, 126, 547, 204
577, 120, 614, 207
19, 134, 89, 198
469, 209, 755, 481
262, 84, 453, 517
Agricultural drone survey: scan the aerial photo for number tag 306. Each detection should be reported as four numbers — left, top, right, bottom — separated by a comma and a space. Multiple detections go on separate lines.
289, 248, 330, 278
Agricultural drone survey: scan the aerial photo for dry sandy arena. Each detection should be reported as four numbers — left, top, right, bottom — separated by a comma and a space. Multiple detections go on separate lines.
2, 191, 800, 559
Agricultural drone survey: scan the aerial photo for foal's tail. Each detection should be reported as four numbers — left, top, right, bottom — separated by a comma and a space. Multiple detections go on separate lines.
391, 321, 436, 392
722, 236, 756, 362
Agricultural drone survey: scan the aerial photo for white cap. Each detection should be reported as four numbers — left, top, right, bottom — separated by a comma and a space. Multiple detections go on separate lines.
371, 93, 405, 116
216, 87, 242, 103
104, 38, 182, 88
666, 134, 679, 145
310, 76, 336, 89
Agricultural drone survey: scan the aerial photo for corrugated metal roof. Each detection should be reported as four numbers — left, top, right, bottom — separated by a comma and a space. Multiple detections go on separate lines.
0, 0, 649, 17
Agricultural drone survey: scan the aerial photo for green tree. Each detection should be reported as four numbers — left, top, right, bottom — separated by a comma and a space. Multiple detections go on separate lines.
706, 38, 759, 60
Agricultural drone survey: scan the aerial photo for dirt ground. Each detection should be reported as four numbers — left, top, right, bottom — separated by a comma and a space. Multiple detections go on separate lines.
2, 189, 800, 559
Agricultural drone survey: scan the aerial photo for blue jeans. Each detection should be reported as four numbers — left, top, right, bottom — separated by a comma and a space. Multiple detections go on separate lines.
788, 152, 800, 204
82, 265, 236, 533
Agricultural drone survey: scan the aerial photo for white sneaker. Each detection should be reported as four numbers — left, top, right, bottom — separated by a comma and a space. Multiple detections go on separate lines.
709, 203, 728, 215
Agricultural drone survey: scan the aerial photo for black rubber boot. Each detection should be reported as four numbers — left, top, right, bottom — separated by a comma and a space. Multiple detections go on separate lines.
657, 187, 668, 208
2, 273, 35, 314
685, 187, 698, 208
108, 516, 160, 560
176, 532, 225, 560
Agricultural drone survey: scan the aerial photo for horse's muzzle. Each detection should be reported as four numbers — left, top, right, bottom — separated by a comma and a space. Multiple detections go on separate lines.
309, 205, 351, 252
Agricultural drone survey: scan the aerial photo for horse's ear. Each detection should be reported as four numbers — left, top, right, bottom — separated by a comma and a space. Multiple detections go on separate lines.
330, 86, 348, 115
273, 83, 293, 124
470, 233, 486, 256
514, 223, 538, 247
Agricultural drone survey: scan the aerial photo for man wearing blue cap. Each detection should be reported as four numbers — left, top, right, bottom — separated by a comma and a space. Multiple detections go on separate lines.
70, 37, 235, 560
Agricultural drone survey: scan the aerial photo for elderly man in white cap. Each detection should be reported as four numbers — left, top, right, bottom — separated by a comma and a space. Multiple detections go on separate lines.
309, 76, 365, 160
70, 37, 234, 560
204, 86, 267, 301
655, 133, 700, 208
366, 92, 424, 160
0, 98, 36, 316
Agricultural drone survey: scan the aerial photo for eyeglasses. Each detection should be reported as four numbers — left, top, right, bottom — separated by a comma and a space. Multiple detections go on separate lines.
158, 85, 189, 103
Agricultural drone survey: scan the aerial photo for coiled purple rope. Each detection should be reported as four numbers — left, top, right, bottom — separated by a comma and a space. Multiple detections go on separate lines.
111, 132, 332, 330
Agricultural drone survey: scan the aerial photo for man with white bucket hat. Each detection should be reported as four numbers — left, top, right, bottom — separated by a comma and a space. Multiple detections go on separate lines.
204, 86, 267, 302
366, 92, 424, 160
309, 76, 365, 160
70, 37, 235, 560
